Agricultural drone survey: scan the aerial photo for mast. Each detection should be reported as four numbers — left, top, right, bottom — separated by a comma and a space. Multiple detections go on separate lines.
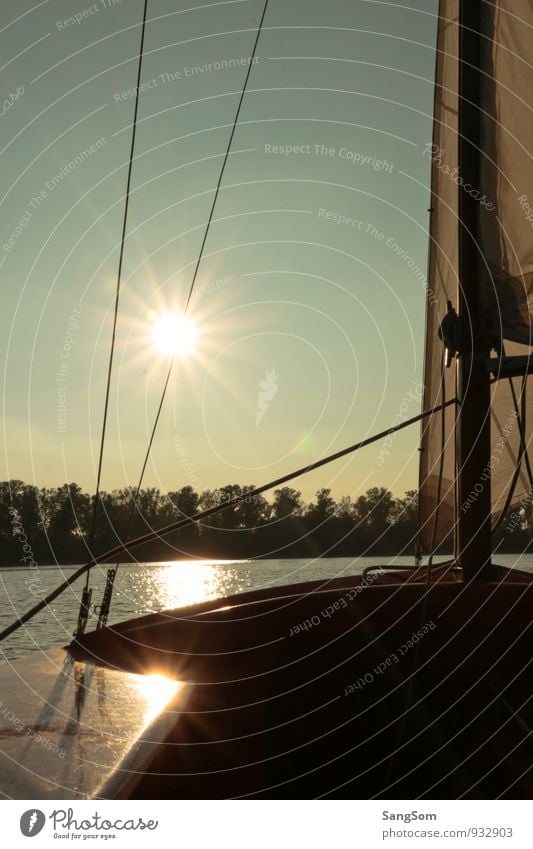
456, 0, 492, 578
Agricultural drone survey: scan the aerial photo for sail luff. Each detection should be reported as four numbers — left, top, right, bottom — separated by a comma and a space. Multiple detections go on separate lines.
418, 0, 459, 554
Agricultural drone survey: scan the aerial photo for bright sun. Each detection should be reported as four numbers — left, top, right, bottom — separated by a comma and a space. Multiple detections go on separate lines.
152, 314, 197, 357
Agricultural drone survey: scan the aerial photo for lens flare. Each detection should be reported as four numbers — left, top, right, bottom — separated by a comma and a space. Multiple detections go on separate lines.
152, 314, 197, 357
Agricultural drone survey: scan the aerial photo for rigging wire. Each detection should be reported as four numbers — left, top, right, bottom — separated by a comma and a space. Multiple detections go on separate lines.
507, 374, 533, 488
93, 0, 271, 628
0, 398, 456, 645
76, 0, 150, 635
490, 373, 532, 535
183, 0, 270, 313
95, 355, 175, 628
478, 338, 533, 538
383, 351, 448, 791
425, 353, 448, 579
500, 341, 533, 489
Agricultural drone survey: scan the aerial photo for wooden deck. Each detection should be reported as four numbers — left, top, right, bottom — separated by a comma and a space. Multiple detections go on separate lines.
0, 646, 189, 799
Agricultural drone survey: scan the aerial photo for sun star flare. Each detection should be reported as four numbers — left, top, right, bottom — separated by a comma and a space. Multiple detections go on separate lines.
152, 314, 197, 357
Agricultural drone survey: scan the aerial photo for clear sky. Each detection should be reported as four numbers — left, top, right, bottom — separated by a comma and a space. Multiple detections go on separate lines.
1, 0, 439, 502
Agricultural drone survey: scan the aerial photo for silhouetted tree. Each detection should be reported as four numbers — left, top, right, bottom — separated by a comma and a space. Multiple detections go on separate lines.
306, 488, 336, 524
272, 487, 303, 519
48, 484, 89, 542
166, 486, 200, 520
236, 486, 271, 529
161, 486, 201, 556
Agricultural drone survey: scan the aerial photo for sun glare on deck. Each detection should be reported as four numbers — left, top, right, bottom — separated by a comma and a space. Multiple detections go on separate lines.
135, 673, 183, 724
152, 314, 197, 357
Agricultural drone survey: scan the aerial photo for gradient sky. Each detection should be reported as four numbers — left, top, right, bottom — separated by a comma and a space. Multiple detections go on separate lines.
1, 0, 439, 502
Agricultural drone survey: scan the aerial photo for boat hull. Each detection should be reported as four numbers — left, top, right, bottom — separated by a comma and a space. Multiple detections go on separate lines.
71, 570, 532, 799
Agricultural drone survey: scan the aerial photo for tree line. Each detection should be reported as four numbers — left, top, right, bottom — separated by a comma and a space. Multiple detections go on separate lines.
0, 479, 529, 565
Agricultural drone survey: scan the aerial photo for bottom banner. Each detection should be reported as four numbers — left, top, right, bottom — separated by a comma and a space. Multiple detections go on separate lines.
2, 800, 530, 848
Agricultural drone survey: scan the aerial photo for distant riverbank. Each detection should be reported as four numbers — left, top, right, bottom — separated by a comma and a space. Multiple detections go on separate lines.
2, 479, 531, 569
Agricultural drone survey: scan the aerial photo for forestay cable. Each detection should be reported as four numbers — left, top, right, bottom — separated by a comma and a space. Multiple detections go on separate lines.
0, 398, 456, 645
76, 0, 150, 637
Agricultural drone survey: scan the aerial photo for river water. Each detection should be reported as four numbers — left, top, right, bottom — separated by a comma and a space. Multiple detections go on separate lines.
1, 554, 531, 660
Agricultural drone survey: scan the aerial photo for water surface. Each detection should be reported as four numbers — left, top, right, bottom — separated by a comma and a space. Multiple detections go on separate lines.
1, 554, 531, 660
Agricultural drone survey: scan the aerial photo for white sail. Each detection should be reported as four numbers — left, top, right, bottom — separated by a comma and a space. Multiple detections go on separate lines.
419, 0, 533, 550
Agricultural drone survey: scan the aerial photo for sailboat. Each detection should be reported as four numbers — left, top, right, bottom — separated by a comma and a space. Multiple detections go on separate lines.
0, 0, 532, 799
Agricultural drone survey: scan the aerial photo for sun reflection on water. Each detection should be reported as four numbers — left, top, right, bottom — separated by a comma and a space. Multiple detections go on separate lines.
146, 560, 247, 611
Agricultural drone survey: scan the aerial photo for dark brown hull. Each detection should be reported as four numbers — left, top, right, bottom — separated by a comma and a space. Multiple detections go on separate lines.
72, 567, 533, 799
